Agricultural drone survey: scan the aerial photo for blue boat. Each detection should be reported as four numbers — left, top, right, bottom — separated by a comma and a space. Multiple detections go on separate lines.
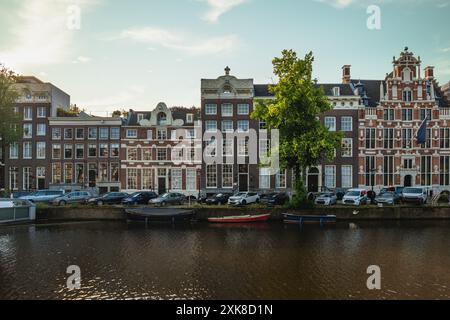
283, 213, 337, 225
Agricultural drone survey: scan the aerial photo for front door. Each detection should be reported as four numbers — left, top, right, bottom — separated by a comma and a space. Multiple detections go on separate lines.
239, 174, 248, 192
404, 175, 413, 187
158, 178, 166, 195
37, 178, 45, 190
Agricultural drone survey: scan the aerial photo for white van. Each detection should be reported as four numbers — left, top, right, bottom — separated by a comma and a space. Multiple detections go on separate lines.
342, 189, 368, 206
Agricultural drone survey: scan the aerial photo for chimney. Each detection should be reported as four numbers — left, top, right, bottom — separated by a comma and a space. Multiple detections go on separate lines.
424, 66, 434, 80
342, 65, 351, 84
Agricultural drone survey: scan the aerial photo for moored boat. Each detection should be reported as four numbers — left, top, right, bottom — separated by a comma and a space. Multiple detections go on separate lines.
126, 208, 195, 223
208, 213, 271, 223
283, 213, 337, 225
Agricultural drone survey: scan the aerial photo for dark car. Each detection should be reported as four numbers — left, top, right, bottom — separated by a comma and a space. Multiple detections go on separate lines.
122, 192, 158, 205
88, 192, 129, 206
260, 193, 290, 206
206, 194, 230, 205
149, 193, 186, 206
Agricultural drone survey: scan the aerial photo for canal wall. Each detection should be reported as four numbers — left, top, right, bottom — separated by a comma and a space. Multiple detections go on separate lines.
33, 205, 450, 223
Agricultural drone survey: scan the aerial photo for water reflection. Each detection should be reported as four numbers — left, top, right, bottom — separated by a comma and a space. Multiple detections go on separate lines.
0, 221, 449, 300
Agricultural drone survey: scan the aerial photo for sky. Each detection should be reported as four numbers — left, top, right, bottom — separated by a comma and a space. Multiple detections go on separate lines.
0, 0, 449, 116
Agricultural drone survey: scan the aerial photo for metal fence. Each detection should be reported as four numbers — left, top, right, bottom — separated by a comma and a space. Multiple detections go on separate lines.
0, 199, 36, 224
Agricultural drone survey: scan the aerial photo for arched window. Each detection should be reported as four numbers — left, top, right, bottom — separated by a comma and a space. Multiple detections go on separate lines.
403, 88, 412, 102
157, 112, 167, 125
402, 67, 412, 82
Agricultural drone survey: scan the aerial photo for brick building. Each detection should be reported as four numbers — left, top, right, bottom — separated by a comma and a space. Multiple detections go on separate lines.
121, 103, 202, 196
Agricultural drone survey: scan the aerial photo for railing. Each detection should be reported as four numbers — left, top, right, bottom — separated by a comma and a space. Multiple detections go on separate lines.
440, 109, 450, 120
0, 199, 36, 224
365, 108, 377, 119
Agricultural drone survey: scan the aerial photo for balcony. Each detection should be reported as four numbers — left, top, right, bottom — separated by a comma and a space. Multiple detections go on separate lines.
439, 109, 450, 120
365, 108, 378, 120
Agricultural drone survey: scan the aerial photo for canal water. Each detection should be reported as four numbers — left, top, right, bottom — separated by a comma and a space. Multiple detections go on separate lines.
0, 221, 449, 300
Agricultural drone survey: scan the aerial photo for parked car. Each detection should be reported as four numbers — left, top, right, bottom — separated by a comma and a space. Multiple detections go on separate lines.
52, 191, 93, 206
20, 190, 65, 203
197, 195, 208, 204
308, 186, 334, 201
375, 191, 401, 205
88, 192, 129, 206
402, 187, 428, 205
315, 193, 338, 206
12, 191, 33, 199
334, 188, 348, 201
205, 194, 230, 205
149, 193, 186, 206
342, 189, 368, 206
260, 193, 290, 206
0, 198, 34, 208
122, 192, 158, 206
228, 192, 260, 206
380, 187, 404, 197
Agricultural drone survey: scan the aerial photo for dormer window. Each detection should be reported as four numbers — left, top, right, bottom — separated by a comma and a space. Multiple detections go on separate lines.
186, 114, 194, 123
157, 112, 167, 125
332, 87, 340, 97
137, 114, 144, 122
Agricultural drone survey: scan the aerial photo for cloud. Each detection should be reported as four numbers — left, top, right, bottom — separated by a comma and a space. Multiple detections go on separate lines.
118, 26, 238, 56
78, 85, 147, 111
72, 56, 92, 64
200, 0, 248, 23
315, 0, 448, 8
0, 0, 100, 72
315, 0, 355, 8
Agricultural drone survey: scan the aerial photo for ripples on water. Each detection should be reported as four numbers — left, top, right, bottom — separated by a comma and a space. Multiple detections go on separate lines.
0, 221, 449, 300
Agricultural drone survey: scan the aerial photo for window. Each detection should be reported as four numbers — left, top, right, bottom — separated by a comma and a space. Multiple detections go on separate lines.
332, 87, 340, 97
157, 129, 167, 140
157, 112, 167, 126
365, 128, 376, 149
88, 127, 97, 139
24, 107, 32, 120
222, 165, 233, 188
142, 169, 153, 190
64, 144, 73, 159
222, 104, 233, 117
205, 104, 217, 115
206, 165, 217, 188
88, 163, 97, 187
402, 129, 413, 149
52, 144, 61, 159
401, 109, 413, 121
110, 163, 120, 182
238, 138, 249, 156
259, 139, 270, 159
147, 130, 153, 140
9, 143, 18, 159
111, 144, 120, 158
52, 163, 62, 184
341, 166, 353, 188
157, 148, 167, 161
37, 142, 46, 159
223, 139, 233, 157
127, 148, 138, 161
171, 169, 182, 190
421, 156, 432, 186
88, 144, 97, 157
222, 120, 233, 132
206, 138, 217, 157
76, 164, 84, 184
37, 124, 46, 136
237, 104, 249, 115
76, 144, 84, 159
99, 127, 109, 140
403, 88, 412, 102
205, 121, 217, 132
325, 117, 336, 131
384, 108, 395, 121
111, 127, 120, 140
440, 128, 450, 149
137, 114, 144, 122
99, 163, 108, 182
36, 167, 46, 180
9, 167, 18, 190
403, 158, 413, 169
64, 163, 73, 184
64, 128, 73, 140
99, 143, 108, 157
37, 107, 46, 118
276, 170, 287, 189
186, 114, 194, 123
237, 120, 249, 132
187, 169, 197, 191
52, 128, 61, 140
259, 168, 270, 189
324, 166, 336, 189
172, 147, 183, 161
126, 129, 137, 139
440, 156, 450, 186
186, 129, 196, 139
127, 169, 138, 190
341, 117, 353, 132
76, 128, 84, 139
23, 123, 32, 138
365, 156, 376, 187
384, 128, 394, 149
420, 109, 432, 121
259, 121, 267, 130
23, 142, 32, 159
383, 156, 394, 187
341, 138, 353, 157
421, 129, 432, 149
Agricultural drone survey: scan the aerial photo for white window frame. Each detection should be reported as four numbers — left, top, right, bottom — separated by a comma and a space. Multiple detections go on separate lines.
205, 104, 217, 115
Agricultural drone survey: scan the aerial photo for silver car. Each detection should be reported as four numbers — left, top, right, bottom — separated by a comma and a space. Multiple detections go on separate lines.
20, 190, 65, 203
52, 191, 93, 206
314, 193, 337, 206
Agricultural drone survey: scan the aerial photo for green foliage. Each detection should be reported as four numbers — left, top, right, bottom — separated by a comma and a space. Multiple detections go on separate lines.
0, 64, 22, 146
285, 180, 314, 209
57, 104, 84, 117
252, 50, 343, 182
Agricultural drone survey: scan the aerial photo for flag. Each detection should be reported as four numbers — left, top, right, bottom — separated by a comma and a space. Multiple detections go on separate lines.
417, 116, 428, 145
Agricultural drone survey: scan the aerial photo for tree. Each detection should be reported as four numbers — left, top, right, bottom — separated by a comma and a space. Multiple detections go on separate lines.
252, 50, 342, 190
0, 64, 22, 148
112, 109, 129, 118
57, 104, 85, 117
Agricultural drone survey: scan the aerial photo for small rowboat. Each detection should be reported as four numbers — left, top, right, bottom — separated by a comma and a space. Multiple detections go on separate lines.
283, 213, 337, 225
208, 214, 271, 223
126, 208, 195, 223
